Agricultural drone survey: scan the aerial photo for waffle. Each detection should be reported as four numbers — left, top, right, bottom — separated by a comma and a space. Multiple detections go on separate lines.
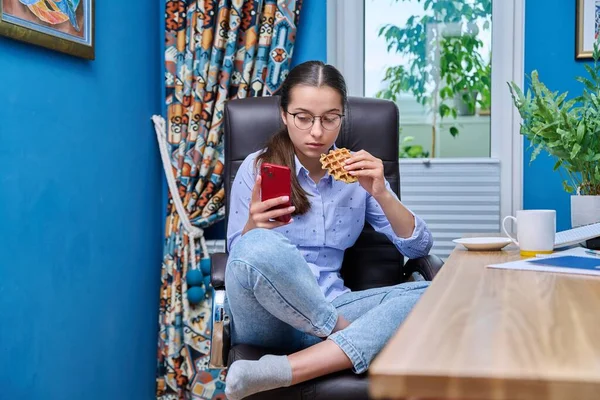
319, 148, 357, 183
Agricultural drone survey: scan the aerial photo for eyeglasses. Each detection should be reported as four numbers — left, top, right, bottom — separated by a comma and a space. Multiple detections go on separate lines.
286, 111, 344, 131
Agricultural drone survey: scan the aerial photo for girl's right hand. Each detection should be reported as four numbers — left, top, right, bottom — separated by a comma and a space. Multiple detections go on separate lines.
242, 175, 295, 234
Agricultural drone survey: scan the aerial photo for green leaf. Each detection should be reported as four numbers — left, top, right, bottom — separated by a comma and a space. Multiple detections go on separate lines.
555, 92, 568, 107
439, 103, 451, 117
576, 76, 597, 92
571, 143, 582, 159
563, 181, 575, 193
553, 159, 563, 171
449, 126, 459, 137
532, 121, 560, 137
530, 143, 544, 162
407, 145, 424, 157
577, 121, 586, 142
584, 64, 599, 83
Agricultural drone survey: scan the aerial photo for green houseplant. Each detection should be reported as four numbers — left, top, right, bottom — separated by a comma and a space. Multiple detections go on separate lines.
376, 0, 492, 157
508, 41, 600, 227
438, 34, 491, 118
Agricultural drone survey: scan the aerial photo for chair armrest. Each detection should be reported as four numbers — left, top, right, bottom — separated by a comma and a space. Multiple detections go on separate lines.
404, 255, 444, 281
210, 252, 228, 289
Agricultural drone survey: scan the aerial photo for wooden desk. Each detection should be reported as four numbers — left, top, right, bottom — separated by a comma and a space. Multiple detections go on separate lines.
369, 245, 600, 400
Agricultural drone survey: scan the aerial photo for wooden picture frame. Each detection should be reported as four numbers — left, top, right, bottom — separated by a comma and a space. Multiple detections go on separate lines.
0, 0, 95, 60
576, 0, 599, 59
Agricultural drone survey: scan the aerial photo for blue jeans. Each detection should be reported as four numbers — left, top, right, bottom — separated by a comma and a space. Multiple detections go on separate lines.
225, 229, 429, 374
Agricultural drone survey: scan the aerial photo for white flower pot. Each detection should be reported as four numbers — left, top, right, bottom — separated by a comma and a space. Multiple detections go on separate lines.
571, 195, 600, 227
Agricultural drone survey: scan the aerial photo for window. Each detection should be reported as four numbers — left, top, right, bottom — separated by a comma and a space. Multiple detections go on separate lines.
365, 0, 491, 158
328, 0, 524, 258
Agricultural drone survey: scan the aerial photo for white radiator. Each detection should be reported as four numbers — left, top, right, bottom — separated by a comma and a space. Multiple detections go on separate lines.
399, 159, 501, 260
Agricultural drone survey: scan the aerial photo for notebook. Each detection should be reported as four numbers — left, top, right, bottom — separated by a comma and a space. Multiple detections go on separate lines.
554, 222, 600, 248
487, 247, 600, 277
528, 255, 600, 270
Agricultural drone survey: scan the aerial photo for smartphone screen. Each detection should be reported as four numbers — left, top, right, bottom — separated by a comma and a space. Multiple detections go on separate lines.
260, 163, 292, 223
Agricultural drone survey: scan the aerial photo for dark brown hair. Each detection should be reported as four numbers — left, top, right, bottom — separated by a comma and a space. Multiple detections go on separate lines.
256, 61, 348, 215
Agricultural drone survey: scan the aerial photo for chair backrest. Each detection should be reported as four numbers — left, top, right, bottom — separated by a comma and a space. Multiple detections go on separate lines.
223, 96, 407, 291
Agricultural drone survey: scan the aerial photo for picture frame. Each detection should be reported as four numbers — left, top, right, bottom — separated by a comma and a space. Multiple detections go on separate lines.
0, 0, 94, 60
576, 0, 599, 59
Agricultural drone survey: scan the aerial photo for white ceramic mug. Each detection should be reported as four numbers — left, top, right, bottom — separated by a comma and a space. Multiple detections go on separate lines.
502, 210, 556, 257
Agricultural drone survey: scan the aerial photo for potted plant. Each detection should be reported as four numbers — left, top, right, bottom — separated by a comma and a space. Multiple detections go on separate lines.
438, 32, 491, 118
376, 0, 492, 155
508, 41, 600, 229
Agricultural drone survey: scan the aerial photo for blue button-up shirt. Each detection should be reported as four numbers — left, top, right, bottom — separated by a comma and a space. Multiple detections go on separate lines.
227, 149, 433, 301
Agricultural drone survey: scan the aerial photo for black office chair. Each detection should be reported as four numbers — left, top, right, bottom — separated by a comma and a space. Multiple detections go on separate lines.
210, 96, 444, 400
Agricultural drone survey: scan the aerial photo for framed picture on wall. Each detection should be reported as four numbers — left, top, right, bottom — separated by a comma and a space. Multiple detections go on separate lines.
0, 0, 94, 60
576, 0, 600, 59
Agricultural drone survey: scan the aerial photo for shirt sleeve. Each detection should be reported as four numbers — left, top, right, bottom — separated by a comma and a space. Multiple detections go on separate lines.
365, 179, 433, 259
226, 152, 260, 252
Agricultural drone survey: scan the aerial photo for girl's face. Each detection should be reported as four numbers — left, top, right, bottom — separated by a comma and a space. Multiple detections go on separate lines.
281, 85, 344, 163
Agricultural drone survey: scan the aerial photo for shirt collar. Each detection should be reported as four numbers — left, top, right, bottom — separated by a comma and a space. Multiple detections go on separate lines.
293, 153, 306, 178
293, 143, 338, 186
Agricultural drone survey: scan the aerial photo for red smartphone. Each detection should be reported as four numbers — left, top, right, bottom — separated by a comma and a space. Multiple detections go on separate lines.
260, 162, 292, 223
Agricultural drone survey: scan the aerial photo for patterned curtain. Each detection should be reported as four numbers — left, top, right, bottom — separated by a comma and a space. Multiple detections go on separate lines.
153, 1, 303, 399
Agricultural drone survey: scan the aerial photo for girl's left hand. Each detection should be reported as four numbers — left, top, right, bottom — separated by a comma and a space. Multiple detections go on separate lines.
344, 150, 388, 199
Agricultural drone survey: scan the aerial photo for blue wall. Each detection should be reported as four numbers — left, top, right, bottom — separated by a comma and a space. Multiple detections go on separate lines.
205, 0, 327, 240
524, 0, 585, 230
0, 2, 162, 399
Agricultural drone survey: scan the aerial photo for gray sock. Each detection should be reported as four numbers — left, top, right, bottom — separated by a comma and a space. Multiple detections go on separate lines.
225, 354, 293, 400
